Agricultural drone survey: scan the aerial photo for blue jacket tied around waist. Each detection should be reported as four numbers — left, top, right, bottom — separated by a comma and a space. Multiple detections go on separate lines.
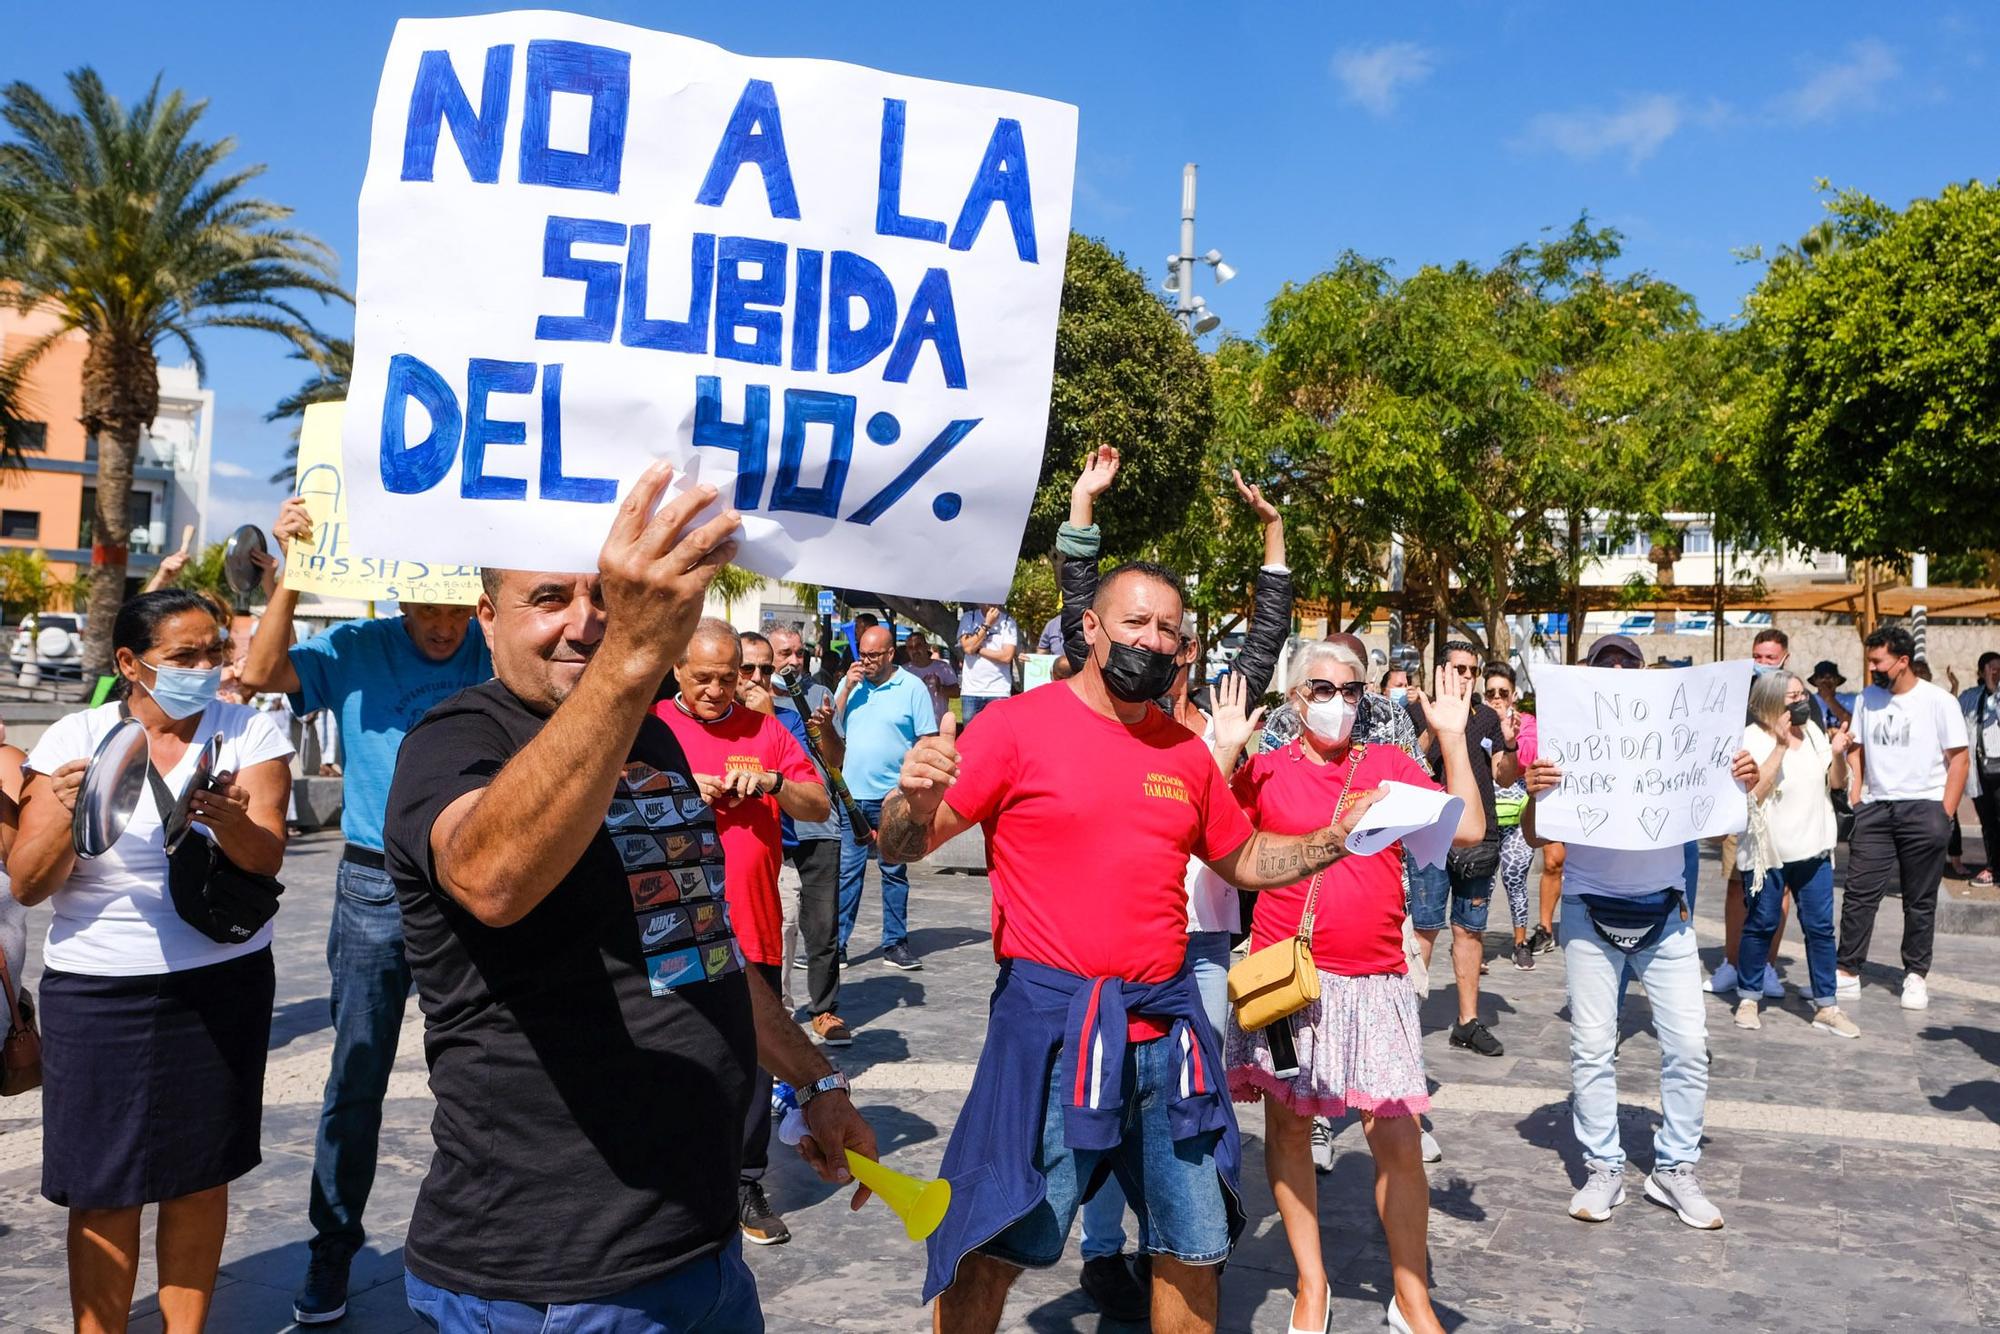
922, 957, 1244, 1302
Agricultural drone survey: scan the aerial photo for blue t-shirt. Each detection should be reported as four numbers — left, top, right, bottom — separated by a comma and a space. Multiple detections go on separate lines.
835, 669, 938, 800
289, 616, 493, 849
776, 682, 842, 845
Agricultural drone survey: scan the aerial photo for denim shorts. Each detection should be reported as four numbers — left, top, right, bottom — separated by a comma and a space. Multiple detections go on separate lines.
980, 1033, 1230, 1268
1409, 860, 1493, 933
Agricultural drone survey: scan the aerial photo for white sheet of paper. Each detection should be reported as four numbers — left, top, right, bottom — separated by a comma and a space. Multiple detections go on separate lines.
1344, 780, 1465, 870
342, 12, 1078, 602
1532, 660, 1753, 850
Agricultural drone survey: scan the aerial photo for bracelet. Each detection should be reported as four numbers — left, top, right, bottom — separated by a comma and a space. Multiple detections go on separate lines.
797, 1070, 849, 1108
768, 771, 784, 796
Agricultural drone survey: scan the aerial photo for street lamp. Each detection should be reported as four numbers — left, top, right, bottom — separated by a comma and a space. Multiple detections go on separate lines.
1168, 163, 1233, 335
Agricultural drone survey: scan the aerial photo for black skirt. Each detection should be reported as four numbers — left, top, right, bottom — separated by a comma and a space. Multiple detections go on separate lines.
40, 947, 274, 1209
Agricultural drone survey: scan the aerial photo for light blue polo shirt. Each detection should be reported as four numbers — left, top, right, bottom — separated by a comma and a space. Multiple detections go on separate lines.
289, 616, 492, 849
834, 668, 938, 800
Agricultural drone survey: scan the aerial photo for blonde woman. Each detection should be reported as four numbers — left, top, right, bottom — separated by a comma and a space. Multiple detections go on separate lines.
1226, 640, 1487, 1334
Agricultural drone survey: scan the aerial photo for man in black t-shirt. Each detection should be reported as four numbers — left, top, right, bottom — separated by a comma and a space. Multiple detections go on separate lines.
384, 463, 876, 1332
1409, 639, 1519, 1059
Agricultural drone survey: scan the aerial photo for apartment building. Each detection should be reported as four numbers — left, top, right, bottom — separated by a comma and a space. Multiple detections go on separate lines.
0, 304, 214, 596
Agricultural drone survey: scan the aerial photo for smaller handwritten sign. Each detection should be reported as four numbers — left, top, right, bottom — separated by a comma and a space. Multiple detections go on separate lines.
1532, 660, 1752, 851
285, 402, 482, 606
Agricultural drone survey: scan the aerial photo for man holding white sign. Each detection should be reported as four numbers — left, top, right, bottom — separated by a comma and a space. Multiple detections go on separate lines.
343, 11, 1076, 603
1522, 635, 1758, 1232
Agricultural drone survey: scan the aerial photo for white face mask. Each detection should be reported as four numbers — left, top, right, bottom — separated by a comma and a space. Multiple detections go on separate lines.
1303, 695, 1356, 744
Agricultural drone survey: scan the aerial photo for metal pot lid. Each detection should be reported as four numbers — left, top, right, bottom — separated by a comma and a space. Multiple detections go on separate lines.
222, 524, 269, 599
161, 734, 220, 854
72, 718, 151, 859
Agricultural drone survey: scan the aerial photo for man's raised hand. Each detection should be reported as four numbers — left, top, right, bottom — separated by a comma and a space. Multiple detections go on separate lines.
1072, 445, 1121, 502
598, 461, 741, 679
898, 712, 960, 818
1230, 469, 1280, 526
1210, 671, 1265, 760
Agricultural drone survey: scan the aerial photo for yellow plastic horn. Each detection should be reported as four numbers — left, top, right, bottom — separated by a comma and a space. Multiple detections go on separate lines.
845, 1149, 952, 1241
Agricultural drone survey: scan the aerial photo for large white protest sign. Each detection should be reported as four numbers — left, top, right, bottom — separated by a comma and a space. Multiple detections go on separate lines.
344, 12, 1077, 601
1532, 661, 1753, 850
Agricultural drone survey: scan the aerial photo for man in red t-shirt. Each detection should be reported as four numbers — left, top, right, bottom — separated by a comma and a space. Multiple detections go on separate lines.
654, 618, 827, 1248
878, 562, 1382, 1334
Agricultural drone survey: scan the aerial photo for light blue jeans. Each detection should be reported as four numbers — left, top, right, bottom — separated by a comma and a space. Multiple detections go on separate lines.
1561, 895, 1708, 1170
1080, 930, 1231, 1260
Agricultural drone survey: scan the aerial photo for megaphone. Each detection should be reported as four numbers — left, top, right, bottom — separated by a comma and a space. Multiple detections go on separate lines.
844, 1149, 950, 1241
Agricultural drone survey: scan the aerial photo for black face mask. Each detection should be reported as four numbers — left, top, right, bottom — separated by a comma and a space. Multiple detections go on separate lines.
1787, 700, 1812, 726
1871, 670, 1894, 690
1101, 639, 1183, 703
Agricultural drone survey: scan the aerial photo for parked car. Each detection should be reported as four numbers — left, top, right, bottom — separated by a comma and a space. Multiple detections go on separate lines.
11, 613, 87, 679
1616, 613, 1657, 636
1673, 612, 1715, 636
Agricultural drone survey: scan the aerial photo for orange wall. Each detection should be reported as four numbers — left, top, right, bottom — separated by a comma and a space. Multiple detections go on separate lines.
0, 306, 90, 580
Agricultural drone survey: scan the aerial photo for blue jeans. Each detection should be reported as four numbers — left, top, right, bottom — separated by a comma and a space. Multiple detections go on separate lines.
960, 695, 1003, 726
1408, 860, 1492, 932
1739, 856, 1837, 1006
838, 798, 909, 952
985, 1019, 1230, 1269
405, 1240, 762, 1333
1080, 932, 1231, 1261
1561, 894, 1708, 1169
308, 858, 413, 1258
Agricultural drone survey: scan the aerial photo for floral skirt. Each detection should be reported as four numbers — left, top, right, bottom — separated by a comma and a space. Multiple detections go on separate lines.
1226, 970, 1429, 1120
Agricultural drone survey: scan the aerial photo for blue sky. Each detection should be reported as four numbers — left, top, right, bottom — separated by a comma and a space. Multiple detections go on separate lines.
7, 2, 1996, 535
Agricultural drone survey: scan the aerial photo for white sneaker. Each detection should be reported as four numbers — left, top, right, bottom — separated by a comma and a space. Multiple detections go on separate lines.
1569, 1160, 1626, 1221
1420, 1129, 1442, 1163
1704, 961, 1737, 994
1733, 997, 1761, 1030
1310, 1117, 1336, 1174
1762, 970, 1784, 1000
1901, 973, 1929, 1010
1644, 1164, 1724, 1229
1836, 970, 1860, 998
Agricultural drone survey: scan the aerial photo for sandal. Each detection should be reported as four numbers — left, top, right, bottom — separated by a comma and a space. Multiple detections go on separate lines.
1974, 869, 1996, 889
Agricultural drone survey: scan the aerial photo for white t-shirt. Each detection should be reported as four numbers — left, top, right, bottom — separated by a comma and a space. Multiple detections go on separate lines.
1183, 715, 1242, 934
1851, 679, 1968, 803
1958, 686, 2000, 771
905, 660, 959, 723
1559, 842, 1687, 903
1740, 724, 1836, 864
956, 610, 1018, 699
28, 701, 295, 976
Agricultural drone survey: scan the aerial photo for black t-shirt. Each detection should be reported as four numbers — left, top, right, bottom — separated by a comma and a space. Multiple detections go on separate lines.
383, 680, 756, 1302
1425, 699, 1504, 848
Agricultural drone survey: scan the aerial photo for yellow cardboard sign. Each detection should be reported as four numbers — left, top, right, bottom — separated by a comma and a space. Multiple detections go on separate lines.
285, 402, 481, 605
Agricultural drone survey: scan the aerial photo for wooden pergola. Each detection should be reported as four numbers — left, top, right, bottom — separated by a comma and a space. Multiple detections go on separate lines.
1295, 582, 2000, 633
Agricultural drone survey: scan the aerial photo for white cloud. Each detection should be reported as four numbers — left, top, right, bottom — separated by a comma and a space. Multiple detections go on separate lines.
1773, 39, 1900, 123
1514, 94, 1682, 167
209, 459, 255, 480
1331, 42, 1437, 116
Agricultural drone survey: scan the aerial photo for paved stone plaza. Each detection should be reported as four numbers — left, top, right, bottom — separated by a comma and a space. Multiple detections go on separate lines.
4, 831, 1998, 1332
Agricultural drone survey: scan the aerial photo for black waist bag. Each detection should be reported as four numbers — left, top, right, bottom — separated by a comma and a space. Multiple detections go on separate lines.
1578, 889, 1681, 955
146, 763, 285, 946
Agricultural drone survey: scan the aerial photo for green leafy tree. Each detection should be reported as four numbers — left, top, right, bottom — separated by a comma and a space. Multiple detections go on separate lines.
1745, 181, 2000, 558
0, 548, 79, 620
1025, 234, 1213, 562
0, 68, 348, 673
265, 332, 352, 483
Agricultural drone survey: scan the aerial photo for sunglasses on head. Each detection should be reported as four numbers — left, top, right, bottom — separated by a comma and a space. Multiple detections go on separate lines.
1301, 679, 1367, 704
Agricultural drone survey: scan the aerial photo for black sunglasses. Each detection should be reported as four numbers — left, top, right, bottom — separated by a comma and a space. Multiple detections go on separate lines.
1300, 679, 1366, 705
741, 663, 776, 678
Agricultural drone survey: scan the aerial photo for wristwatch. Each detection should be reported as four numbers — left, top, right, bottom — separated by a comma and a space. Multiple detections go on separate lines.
796, 1070, 849, 1108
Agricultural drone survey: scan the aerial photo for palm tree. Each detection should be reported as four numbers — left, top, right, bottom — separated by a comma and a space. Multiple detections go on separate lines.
0, 68, 348, 672
265, 332, 351, 483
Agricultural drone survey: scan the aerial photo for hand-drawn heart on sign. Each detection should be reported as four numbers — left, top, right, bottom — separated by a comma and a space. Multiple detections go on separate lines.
1690, 796, 1716, 829
1638, 807, 1670, 841
1578, 807, 1610, 838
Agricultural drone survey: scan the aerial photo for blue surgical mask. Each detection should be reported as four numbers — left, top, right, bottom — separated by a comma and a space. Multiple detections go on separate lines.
142, 660, 222, 719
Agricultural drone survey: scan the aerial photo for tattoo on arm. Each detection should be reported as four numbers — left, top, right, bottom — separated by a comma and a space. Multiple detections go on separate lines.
1247, 829, 1343, 887
875, 793, 933, 863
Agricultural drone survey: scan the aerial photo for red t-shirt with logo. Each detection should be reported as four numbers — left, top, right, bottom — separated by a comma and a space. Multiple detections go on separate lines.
944, 683, 1255, 995
653, 701, 820, 967
1236, 740, 1437, 976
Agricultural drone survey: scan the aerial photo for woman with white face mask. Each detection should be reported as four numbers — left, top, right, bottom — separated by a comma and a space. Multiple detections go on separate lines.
1225, 641, 1488, 1334
9, 588, 294, 1332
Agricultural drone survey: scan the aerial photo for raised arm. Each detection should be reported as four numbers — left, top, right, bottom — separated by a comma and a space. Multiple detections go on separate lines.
428, 466, 740, 927
1229, 470, 1293, 700
1418, 665, 1488, 846
238, 498, 316, 696
1059, 447, 1118, 674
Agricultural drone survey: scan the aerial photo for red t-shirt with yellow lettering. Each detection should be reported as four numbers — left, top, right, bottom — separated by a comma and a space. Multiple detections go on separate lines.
944, 683, 1254, 986
653, 700, 819, 967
